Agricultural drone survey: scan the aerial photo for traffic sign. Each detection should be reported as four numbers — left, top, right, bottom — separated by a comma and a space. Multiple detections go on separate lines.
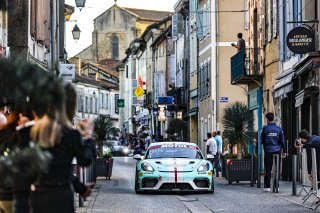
134, 87, 145, 97
158, 96, 173, 105
117, 99, 125, 108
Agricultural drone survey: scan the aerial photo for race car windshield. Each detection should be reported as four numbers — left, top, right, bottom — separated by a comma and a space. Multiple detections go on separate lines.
146, 144, 203, 159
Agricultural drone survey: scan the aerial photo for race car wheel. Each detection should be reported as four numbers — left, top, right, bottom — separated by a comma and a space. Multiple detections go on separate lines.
135, 170, 142, 194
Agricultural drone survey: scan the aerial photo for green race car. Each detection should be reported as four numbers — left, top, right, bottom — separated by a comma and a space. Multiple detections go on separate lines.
133, 142, 214, 193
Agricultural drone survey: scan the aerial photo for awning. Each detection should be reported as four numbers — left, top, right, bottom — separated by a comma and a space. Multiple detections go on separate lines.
274, 72, 294, 98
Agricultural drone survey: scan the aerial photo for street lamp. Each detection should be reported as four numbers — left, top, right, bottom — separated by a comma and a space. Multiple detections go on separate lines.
72, 24, 81, 40
75, 0, 86, 9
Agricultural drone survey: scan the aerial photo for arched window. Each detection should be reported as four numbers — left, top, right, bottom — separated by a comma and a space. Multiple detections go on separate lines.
112, 35, 119, 59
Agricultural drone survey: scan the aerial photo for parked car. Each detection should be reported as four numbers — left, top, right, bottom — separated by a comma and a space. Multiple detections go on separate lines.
133, 142, 214, 194
105, 140, 129, 156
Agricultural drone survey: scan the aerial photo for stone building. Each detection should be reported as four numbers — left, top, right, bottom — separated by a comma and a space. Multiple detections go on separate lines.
72, 3, 171, 64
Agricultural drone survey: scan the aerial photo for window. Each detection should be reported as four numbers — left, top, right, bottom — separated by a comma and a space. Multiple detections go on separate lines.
106, 94, 109, 109
126, 65, 129, 78
95, 97, 98, 113
90, 97, 93, 113
85, 96, 88, 112
112, 35, 119, 59
101, 93, 104, 108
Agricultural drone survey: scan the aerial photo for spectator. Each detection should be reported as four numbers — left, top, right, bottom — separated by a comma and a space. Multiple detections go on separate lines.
231, 33, 246, 52
215, 131, 223, 174
29, 83, 92, 213
261, 112, 286, 192
206, 133, 217, 174
0, 97, 8, 130
297, 130, 320, 183
145, 134, 152, 150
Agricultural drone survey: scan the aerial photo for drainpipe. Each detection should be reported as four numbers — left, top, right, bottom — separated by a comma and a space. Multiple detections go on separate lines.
215, 0, 219, 130
50, 0, 56, 73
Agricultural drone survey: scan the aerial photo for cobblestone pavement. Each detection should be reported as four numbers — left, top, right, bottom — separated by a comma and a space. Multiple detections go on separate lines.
76, 157, 318, 213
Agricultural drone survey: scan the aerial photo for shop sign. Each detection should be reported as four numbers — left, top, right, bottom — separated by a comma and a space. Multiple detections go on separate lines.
117, 99, 124, 108
286, 26, 315, 54
59, 64, 75, 81
115, 94, 119, 114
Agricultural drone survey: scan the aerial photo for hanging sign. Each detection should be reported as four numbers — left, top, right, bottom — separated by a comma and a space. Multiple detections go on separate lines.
286, 25, 315, 54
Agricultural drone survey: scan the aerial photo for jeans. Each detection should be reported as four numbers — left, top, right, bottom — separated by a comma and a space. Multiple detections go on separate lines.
264, 153, 281, 189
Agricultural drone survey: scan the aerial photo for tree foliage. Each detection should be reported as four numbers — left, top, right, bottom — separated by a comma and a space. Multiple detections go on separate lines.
221, 102, 254, 159
93, 115, 119, 156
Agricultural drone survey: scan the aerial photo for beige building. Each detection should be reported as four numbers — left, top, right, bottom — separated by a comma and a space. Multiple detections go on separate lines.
197, 0, 248, 152
72, 4, 170, 64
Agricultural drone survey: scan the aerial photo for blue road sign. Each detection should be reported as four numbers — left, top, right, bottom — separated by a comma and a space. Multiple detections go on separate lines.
158, 96, 173, 105
219, 97, 229, 103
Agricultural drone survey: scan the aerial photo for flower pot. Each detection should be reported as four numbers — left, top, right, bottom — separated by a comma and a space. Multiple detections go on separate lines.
225, 159, 257, 184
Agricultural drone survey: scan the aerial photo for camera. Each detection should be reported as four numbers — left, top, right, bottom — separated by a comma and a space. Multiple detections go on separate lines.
295, 139, 301, 145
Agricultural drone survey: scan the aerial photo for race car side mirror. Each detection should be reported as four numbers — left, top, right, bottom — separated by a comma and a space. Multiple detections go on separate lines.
133, 154, 142, 160
206, 154, 214, 159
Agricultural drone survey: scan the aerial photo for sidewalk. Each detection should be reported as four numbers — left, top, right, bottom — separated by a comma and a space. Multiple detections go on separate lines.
215, 177, 319, 212
75, 185, 100, 213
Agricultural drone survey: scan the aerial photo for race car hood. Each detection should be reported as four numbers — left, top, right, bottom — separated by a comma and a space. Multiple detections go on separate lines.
147, 158, 203, 172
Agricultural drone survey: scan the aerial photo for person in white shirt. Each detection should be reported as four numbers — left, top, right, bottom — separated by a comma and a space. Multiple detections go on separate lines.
206, 133, 217, 155
0, 102, 7, 130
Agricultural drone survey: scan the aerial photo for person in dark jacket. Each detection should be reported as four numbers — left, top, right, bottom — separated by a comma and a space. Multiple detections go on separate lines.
29, 83, 92, 213
297, 130, 320, 183
261, 112, 286, 192
0, 112, 17, 213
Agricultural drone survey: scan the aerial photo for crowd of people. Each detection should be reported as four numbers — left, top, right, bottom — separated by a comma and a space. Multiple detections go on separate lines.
0, 59, 95, 213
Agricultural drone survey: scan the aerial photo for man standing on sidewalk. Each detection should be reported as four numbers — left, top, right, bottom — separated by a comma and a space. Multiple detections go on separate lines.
261, 112, 286, 192
206, 133, 217, 174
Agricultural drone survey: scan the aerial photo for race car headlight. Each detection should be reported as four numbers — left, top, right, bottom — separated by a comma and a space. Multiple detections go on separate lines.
197, 162, 210, 172
123, 147, 129, 153
141, 162, 154, 172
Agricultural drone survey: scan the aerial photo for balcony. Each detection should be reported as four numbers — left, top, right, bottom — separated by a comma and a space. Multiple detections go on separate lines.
231, 48, 263, 85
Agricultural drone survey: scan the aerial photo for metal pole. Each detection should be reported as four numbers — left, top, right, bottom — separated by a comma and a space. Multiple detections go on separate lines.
250, 152, 254, 187
292, 154, 297, 195
79, 167, 84, 207
257, 88, 263, 188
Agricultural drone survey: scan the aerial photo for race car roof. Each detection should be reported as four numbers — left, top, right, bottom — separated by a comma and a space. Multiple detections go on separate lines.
149, 142, 198, 148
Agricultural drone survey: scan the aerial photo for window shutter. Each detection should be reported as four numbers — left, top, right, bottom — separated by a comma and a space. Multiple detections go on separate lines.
207, 0, 211, 34
202, 8, 207, 35
208, 61, 211, 96
268, 0, 273, 42
172, 14, 178, 40
244, 0, 249, 30
273, 0, 278, 37
196, 9, 204, 39
30, 0, 36, 37
178, 13, 185, 35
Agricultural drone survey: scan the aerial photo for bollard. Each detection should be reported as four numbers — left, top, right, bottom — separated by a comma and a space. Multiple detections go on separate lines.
250, 153, 254, 187
257, 153, 261, 188
292, 154, 297, 195
79, 167, 84, 207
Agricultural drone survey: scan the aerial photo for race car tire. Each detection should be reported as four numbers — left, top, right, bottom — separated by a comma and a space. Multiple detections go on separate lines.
135, 170, 142, 194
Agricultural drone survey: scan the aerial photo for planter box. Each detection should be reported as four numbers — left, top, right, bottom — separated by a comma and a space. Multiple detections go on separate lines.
96, 158, 113, 179
225, 159, 257, 184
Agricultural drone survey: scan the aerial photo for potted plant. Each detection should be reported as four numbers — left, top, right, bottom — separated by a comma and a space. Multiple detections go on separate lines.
222, 102, 256, 184
93, 115, 118, 179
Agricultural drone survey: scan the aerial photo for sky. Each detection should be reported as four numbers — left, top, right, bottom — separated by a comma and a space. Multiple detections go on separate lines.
65, 0, 176, 57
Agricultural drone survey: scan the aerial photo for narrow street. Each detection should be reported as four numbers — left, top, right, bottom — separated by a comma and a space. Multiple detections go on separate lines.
77, 157, 316, 213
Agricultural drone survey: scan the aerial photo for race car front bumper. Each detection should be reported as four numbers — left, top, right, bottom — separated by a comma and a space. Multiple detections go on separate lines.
137, 171, 213, 191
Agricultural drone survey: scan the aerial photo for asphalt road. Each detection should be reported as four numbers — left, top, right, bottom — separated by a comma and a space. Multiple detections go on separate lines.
79, 157, 316, 213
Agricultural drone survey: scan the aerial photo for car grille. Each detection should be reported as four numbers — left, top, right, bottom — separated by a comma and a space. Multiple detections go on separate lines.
142, 178, 159, 188
159, 183, 193, 190
193, 178, 210, 188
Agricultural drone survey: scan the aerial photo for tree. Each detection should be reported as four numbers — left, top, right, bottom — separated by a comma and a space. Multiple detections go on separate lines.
93, 115, 119, 156
221, 102, 254, 159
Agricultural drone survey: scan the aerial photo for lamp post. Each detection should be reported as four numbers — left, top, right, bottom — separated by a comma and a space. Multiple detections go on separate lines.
75, 0, 86, 10
72, 24, 81, 41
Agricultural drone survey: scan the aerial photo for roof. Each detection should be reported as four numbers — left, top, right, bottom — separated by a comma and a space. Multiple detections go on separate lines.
74, 74, 118, 90
123, 7, 172, 21
85, 63, 120, 79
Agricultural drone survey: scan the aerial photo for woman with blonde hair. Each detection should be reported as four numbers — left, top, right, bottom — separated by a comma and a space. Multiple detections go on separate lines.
29, 82, 92, 213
